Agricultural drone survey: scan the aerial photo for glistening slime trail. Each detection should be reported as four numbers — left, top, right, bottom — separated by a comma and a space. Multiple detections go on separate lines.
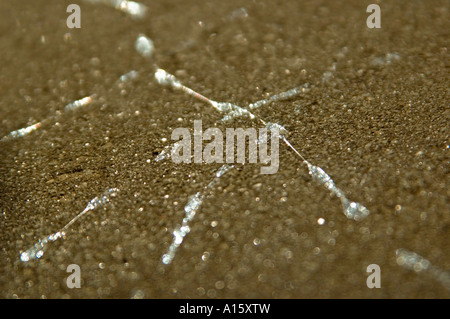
6, 1, 445, 296
162, 165, 234, 265
396, 248, 450, 291
1, 95, 95, 142
135, 34, 370, 221
2, 69, 140, 143
20, 188, 119, 262
83, 0, 148, 19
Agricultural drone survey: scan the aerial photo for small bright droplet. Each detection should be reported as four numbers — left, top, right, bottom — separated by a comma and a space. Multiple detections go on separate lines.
135, 34, 154, 58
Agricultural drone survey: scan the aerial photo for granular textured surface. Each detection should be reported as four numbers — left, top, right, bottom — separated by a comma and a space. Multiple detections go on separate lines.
0, 0, 449, 298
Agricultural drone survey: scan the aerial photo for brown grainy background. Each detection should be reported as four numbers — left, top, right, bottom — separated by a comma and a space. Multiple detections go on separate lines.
0, 0, 448, 298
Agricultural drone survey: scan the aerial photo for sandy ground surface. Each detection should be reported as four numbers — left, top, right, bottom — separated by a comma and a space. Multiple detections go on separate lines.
0, 0, 449, 298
